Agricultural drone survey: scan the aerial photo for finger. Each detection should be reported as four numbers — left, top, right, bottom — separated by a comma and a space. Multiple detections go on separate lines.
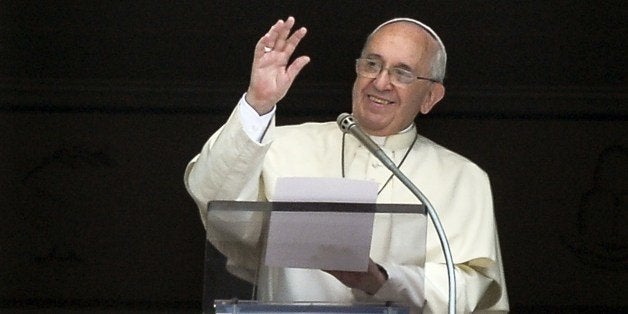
282, 26, 307, 58
273, 16, 296, 52
255, 19, 284, 57
255, 33, 274, 58
266, 19, 284, 47
253, 35, 268, 58
286, 55, 311, 81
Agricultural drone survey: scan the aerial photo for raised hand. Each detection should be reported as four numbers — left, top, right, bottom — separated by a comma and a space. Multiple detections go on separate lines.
245, 17, 311, 115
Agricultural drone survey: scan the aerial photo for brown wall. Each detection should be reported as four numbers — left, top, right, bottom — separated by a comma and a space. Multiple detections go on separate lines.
2, 1, 626, 312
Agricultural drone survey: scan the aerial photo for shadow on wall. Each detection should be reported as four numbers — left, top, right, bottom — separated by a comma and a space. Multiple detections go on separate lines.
564, 145, 627, 271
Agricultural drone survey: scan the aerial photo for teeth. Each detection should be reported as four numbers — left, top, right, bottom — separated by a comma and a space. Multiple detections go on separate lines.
369, 95, 391, 105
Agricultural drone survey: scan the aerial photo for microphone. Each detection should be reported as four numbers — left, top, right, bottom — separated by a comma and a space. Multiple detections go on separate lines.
336, 113, 398, 172
337, 113, 457, 314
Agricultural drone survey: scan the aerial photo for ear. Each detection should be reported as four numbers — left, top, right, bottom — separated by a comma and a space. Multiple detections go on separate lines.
419, 83, 445, 114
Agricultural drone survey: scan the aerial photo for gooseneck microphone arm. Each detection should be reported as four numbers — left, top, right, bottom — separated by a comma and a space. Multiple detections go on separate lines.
337, 113, 457, 314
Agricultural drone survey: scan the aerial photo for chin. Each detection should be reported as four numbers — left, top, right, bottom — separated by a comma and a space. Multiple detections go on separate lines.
359, 111, 388, 125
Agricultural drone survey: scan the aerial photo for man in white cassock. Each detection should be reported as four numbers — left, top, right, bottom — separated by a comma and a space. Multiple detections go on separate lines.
185, 16, 509, 313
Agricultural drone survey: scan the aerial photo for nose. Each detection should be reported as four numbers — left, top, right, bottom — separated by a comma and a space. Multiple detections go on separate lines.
372, 68, 394, 90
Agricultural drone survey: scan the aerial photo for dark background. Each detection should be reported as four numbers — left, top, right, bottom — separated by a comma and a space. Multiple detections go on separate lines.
1, 1, 626, 313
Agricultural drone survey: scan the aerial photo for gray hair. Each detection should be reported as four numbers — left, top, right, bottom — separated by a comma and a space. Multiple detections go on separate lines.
364, 18, 447, 83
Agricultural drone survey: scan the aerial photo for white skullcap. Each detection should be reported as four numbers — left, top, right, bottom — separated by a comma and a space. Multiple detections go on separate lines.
371, 17, 446, 55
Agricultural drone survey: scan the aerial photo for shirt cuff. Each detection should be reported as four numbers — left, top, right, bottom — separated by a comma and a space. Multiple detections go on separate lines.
238, 93, 276, 142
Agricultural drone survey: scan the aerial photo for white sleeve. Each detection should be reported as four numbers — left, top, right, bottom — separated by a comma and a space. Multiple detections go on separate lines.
184, 96, 276, 223
183, 98, 277, 282
239, 93, 276, 142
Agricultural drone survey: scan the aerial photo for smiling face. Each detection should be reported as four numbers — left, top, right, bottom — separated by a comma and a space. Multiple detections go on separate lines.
351, 22, 445, 136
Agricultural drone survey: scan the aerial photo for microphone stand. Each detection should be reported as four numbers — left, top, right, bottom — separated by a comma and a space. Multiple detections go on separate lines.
377, 153, 457, 314
338, 113, 456, 314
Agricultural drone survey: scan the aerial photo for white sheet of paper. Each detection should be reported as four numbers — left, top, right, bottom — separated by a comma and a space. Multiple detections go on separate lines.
264, 177, 378, 271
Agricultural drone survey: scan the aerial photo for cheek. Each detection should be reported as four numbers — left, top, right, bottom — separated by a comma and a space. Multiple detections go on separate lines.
351, 80, 359, 98
405, 86, 429, 105
351, 79, 365, 109
399, 91, 424, 118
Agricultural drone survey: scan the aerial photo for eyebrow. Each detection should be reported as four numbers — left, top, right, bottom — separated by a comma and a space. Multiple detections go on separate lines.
363, 53, 415, 72
363, 53, 382, 60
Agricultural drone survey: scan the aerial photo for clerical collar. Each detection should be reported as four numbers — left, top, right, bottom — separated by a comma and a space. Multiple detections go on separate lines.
369, 123, 414, 146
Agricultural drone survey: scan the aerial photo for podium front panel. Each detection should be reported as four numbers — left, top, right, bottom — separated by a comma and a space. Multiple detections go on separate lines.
214, 300, 410, 314
203, 201, 426, 314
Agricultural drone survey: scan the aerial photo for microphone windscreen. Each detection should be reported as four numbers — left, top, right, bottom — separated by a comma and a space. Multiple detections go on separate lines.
336, 113, 354, 133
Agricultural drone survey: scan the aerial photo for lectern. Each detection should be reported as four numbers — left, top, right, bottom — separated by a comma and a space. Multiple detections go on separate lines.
203, 201, 427, 314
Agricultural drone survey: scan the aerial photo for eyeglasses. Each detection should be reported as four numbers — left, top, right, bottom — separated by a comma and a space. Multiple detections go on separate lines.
355, 58, 441, 85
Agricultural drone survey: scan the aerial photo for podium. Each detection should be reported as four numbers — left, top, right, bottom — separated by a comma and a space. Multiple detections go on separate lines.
203, 201, 426, 314
213, 299, 410, 314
